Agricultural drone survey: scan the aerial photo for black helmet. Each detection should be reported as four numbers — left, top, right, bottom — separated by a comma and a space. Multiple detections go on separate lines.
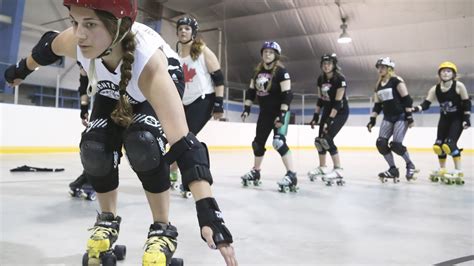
320, 53, 338, 69
176, 17, 199, 38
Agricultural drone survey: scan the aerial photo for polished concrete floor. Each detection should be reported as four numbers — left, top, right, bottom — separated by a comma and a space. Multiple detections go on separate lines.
0, 150, 473, 266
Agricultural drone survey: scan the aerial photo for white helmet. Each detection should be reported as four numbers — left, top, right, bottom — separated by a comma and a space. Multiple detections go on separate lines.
375, 57, 395, 69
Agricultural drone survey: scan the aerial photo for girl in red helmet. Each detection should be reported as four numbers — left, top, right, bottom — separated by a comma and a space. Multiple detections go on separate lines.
4, 1, 237, 265
413, 62, 471, 184
240, 41, 298, 193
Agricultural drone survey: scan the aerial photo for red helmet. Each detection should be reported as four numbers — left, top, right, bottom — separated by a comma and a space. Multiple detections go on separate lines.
64, 0, 138, 23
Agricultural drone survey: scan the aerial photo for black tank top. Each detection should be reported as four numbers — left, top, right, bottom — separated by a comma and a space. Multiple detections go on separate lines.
376, 76, 404, 116
435, 81, 462, 116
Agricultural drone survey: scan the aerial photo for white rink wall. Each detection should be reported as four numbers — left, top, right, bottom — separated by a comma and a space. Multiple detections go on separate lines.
0, 103, 472, 151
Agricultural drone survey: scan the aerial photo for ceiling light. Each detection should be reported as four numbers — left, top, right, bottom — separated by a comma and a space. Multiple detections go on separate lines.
337, 20, 352, 44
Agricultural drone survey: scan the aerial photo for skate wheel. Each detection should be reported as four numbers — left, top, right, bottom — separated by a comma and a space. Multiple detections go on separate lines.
283, 186, 290, 193
325, 182, 332, 186
241, 180, 248, 187
68, 189, 75, 197
101, 253, 117, 266
394, 178, 400, 183
82, 253, 88, 266
185, 191, 192, 198
172, 183, 179, 190
88, 193, 97, 201
171, 257, 184, 266
114, 245, 126, 260
254, 180, 262, 186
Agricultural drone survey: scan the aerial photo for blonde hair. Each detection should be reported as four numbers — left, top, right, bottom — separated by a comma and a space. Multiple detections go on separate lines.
189, 38, 205, 61
253, 56, 284, 92
375, 68, 396, 92
95, 10, 136, 127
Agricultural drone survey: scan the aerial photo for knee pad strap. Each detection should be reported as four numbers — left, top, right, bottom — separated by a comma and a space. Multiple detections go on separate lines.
273, 135, 289, 156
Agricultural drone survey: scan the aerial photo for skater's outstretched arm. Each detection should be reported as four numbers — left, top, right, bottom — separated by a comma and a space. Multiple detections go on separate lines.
413, 86, 435, 113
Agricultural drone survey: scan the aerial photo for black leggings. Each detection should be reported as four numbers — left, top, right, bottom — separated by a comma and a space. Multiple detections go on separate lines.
184, 93, 215, 135
436, 115, 463, 158
81, 96, 169, 193
252, 110, 291, 157
318, 112, 348, 155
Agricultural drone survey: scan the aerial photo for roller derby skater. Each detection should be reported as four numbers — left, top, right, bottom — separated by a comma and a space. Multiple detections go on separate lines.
413, 61, 470, 186
277, 171, 298, 193
241, 168, 262, 187
69, 172, 97, 201
4, 1, 237, 265
308, 53, 349, 185
241, 41, 297, 192
367, 57, 418, 183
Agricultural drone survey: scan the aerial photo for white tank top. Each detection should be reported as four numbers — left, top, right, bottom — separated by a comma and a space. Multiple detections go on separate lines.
181, 52, 214, 105
77, 22, 179, 104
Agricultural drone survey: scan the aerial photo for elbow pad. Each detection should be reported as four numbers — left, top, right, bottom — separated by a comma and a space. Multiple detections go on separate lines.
420, 100, 431, 111
281, 90, 293, 106
400, 95, 413, 108
245, 88, 256, 102
462, 99, 472, 112
31, 31, 62, 66
210, 69, 224, 86
372, 102, 382, 114
78, 75, 89, 96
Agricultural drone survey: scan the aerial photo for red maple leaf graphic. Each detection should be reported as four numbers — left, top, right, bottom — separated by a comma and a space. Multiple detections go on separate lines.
183, 63, 197, 83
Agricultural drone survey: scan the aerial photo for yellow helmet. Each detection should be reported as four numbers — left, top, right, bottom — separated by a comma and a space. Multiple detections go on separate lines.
438, 61, 457, 75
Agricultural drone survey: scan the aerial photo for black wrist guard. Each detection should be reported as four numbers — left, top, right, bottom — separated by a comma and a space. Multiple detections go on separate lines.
80, 104, 89, 119
311, 112, 320, 124
4, 58, 34, 83
278, 110, 287, 123
213, 96, 224, 113
196, 197, 233, 245
463, 114, 471, 127
241, 105, 251, 118
326, 116, 334, 128
405, 112, 414, 124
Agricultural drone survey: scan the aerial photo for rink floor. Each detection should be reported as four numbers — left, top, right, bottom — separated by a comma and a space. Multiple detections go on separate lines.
0, 149, 473, 266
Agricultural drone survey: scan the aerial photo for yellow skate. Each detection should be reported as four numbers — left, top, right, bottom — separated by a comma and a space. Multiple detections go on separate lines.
429, 168, 447, 183
83, 212, 126, 266
143, 222, 183, 266
440, 170, 465, 185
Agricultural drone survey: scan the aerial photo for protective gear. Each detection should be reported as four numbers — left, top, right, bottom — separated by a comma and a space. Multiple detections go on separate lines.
31, 31, 61, 66
252, 140, 266, 157
80, 139, 114, 177
325, 117, 335, 132
241, 105, 251, 120
438, 61, 457, 76
142, 223, 178, 266
245, 88, 256, 102
372, 102, 382, 114
123, 130, 162, 173
80, 104, 89, 119
376, 137, 390, 155
414, 100, 431, 112
63, 0, 138, 22
4, 58, 34, 83
375, 57, 395, 69
318, 137, 330, 151
367, 117, 376, 130
441, 139, 460, 156
390, 141, 407, 156
314, 137, 324, 153
210, 69, 224, 86
310, 113, 320, 125
400, 95, 413, 108
405, 111, 414, 125
281, 90, 293, 106
213, 96, 224, 114
433, 140, 444, 155
462, 99, 472, 112
320, 53, 338, 69
261, 41, 281, 55
176, 17, 199, 38
78, 74, 88, 96
276, 110, 287, 125
463, 114, 471, 128
196, 197, 233, 245
272, 134, 289, 156
164, 133, 212, 191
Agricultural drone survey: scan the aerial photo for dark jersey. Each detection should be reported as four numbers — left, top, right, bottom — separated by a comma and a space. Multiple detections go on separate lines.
317, 72, 349, 115
376, 76, 404, 116
435, 81, 462, 116
253, 66, 291, 112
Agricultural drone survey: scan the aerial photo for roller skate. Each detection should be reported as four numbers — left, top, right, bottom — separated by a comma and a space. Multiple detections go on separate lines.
405, 163, 419, 182
440, 170, 465, 185
143, 222, 183, 266
179, 184, 192, 199
69, 173, 96, 201
169, 170, 180, 190
307, 166, 329, 182
429, 168, 447, 183
241, 168, 262, 187
277, 171, 298, 193
378, 167, 400, 183
321, 168, 345, 186
82, 212, 126, 266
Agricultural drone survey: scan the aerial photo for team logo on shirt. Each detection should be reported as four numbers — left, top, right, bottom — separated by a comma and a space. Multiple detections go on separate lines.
255, 73, 272, 96
96, 80, 138, 104
183, 63, 196, 83
320, 82, 332, 101
440, 101, 457, 114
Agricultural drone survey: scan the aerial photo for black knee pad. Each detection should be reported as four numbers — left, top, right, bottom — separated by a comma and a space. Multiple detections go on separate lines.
272, 134, 289, 156
390, 141, 407, 156
376, 137, 390, 155
322, 137, 338, 155
252, 140, 266, 157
